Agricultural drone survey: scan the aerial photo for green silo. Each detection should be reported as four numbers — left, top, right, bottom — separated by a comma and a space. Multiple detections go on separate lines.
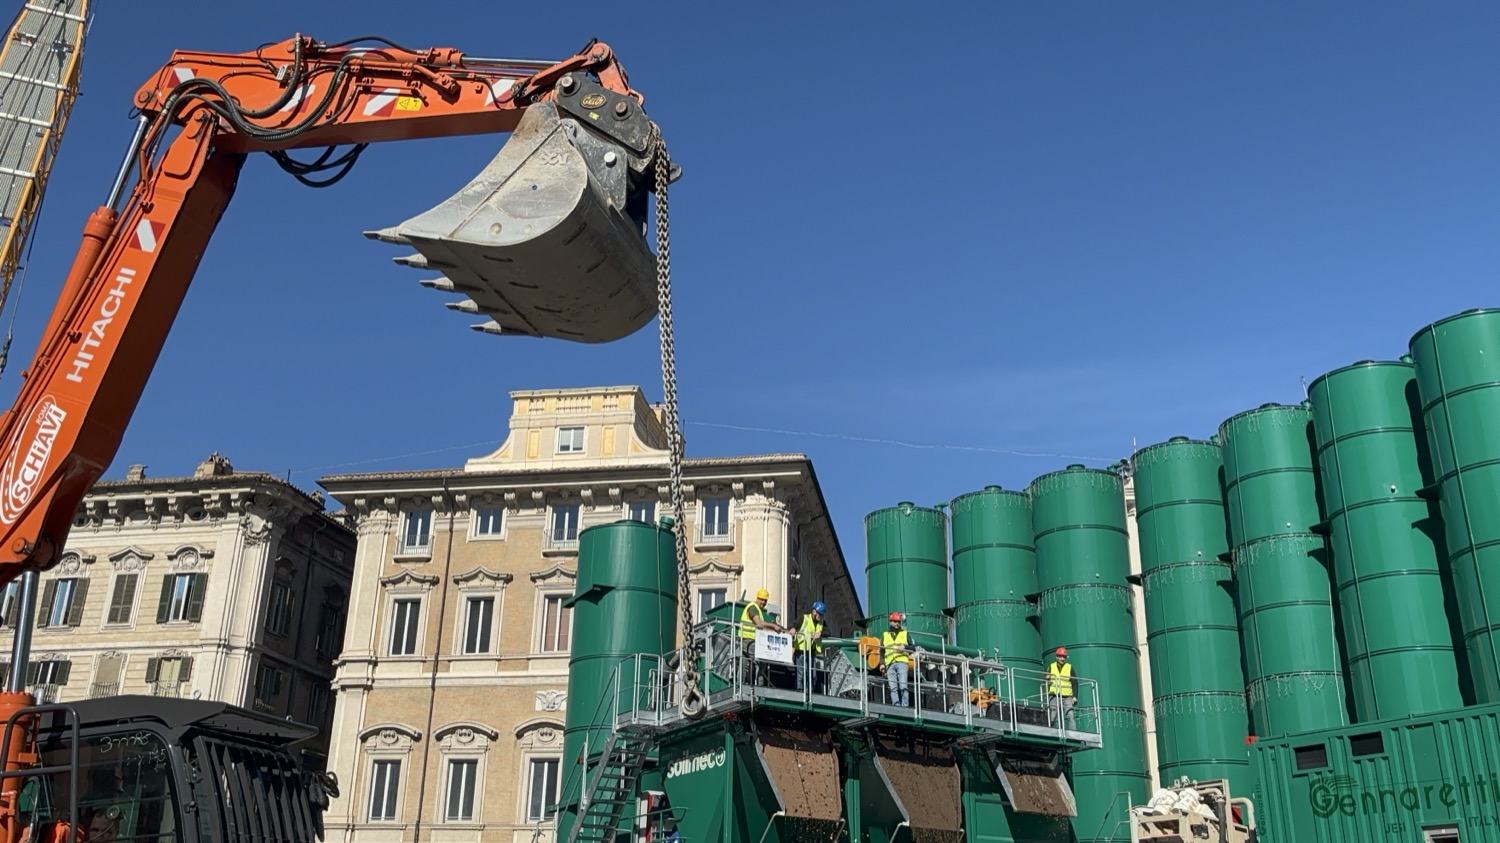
1308, 359, 1462, 721
1131, 437, 1250, 791
1411, 308, 1500, 702
1030, 465, 1150, 843
1219, 403, 1347, 739
866, 502, 950, 643
950, 486, 1042, 670
559, 519, 678, 841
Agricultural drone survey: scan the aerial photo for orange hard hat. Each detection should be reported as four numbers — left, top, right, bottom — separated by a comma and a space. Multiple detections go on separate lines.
1055, 647, 1068, 657
889, 612, 904, 623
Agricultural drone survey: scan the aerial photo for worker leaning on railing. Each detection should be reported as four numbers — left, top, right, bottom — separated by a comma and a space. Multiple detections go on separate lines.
793, 602, 826, 694
739, 588, 786, 685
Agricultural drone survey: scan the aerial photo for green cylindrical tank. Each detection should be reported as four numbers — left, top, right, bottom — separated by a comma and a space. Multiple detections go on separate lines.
866, 502, 950, 642
950, 486, 1042, 670
1308, 359, 1462, 721
1219, 403, 1348, 739
1411, 308, 1500, 702
559, 519, 678, 839
1132, 437, 1250, 790
1030, 465, 1150, 843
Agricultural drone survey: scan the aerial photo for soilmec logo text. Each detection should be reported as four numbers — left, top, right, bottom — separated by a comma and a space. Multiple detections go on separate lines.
665, 748, 726, 779
0, 396, 67, 525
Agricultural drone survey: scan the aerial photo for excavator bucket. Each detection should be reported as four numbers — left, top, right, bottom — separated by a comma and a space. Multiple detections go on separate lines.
366, 99, 658, 343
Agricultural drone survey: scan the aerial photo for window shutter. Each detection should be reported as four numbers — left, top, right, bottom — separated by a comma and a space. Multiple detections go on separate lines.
56, 661, 71, 684
0, 662, 9, 684
144, 657, 160, 683
24, 662, 38, 685
66, 579, 88, 626
156, 576, 174, 624
179, 657, 193, 681
2, 592, 14, 626
36, 580, 57, 628
185, 574, 208, 622
109, 574, 138, 624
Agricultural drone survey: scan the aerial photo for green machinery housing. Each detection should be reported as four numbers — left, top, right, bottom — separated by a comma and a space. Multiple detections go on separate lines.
1130, 437, 1250, 792
1219, 402, 1348, 739
866, 502, 951, 641
950, 486, 1042, 670
1030, 465, 1151, 842
1307, 359, 1462, 721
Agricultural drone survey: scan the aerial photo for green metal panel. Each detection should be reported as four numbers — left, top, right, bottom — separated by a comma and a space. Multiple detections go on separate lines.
1249, 701, 1500, 843
1219, 403, 1348, 739
1411, 308, 1500, 703
866, 502, 951, 642
1029, 465, 1150, 843
1131, 437, 1250, 791
1308, 360, 1462, 722
560, 519, 679, 835
957, 747, 1072, 843
951, 486, 1042, 670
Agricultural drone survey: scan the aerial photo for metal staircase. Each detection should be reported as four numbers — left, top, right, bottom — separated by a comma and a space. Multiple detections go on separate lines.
566, 731, 654, 843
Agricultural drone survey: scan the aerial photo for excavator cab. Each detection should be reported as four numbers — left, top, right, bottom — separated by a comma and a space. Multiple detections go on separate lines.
2, 697, 332, 843
367, 73, 676, 344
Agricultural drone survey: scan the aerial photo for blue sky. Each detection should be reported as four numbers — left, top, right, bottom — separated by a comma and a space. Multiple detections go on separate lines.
2, 2, 1496, 600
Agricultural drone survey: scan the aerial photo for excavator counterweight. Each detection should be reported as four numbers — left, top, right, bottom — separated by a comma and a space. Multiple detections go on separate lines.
366, 75, 666, 343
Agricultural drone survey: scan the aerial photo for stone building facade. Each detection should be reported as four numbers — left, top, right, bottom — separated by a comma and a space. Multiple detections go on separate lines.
0, 453, 356, 764
317, 385, 857, 843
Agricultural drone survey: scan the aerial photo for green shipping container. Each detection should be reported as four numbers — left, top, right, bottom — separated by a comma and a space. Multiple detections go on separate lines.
1220, 403, 1348, 739
1132, 437, 1250, 791
950, 486, 1042, 670
1030, 464, 1150, 843
1308, 360, 1462, 722
1410, 308, 1500, 703
1250, 701, 1500, 842
866, 502, 951, 643
559, 519, 679, 838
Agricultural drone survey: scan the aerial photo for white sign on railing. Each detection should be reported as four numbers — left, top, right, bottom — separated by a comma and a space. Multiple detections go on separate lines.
754, 630, 794, 665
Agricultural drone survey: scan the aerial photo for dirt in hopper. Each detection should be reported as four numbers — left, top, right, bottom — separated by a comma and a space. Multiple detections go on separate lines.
874, 741, 963, 834
757, 722, 844, 821
997, 756, 1075, 817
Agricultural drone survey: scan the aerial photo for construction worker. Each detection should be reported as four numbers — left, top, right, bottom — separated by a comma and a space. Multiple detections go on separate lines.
794, 601, 826, 693
739, 588, 783, 685
1048, 646, 1077, 729
882, 612, 912, 707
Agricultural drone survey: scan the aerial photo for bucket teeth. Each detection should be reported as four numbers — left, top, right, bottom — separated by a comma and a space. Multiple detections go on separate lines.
419, 278, 456, 292
368, 102, 659, 344
471, 320, 505, 336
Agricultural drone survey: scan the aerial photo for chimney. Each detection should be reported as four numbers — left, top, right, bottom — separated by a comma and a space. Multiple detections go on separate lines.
194, 453, 234, 478
124, 464, 147, 481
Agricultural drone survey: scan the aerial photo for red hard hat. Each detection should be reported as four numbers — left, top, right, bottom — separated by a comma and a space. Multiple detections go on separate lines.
889, 612, 904, 622
1055, 647, 1068, 657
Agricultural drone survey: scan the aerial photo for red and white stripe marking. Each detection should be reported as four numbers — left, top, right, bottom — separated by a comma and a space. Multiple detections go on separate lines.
131, 219, 164, 254
484, 79, 515, 107
363, 88, 402, 117
171, 66, 195, 85
279, 83, 316, 114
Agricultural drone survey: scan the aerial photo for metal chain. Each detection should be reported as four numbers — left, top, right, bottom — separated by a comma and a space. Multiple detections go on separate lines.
650, 123, 704, 719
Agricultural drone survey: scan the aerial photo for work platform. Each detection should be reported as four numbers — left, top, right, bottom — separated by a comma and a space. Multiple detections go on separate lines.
612, 619, 1105, 751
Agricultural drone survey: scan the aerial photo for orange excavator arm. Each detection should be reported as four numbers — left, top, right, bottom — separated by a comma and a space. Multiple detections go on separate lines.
0, 34, 669, 579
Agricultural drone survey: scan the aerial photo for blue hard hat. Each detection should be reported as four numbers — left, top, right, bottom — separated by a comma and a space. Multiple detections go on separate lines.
813, 601, 826, 614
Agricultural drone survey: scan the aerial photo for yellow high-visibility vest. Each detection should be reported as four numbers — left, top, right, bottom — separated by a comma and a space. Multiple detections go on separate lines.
882, 630, 910, 665
1049, 661, 1074, 696
795, 614, 824, 653
739, 603, 762, 640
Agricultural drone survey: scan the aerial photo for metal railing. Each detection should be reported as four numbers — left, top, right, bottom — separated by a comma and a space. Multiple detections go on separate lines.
28, 683, 57, 704
151, 679, 187, 698
87, 681, 118, 699
396, 534, 433, 556
612, 619, 1103, 747
543, 533, 579, 553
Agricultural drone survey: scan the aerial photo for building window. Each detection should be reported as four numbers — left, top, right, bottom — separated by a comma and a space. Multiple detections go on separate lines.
446, 759, 478, 822
144, 656, 192, 697
38, 578, 87, 628
557, 426, 585, 454
700, 498, 731, 539
316, 601, 345, 659
105, 574, 138, 625
90, 653, 124, 699
463, 597, 494, 655
527, 758, 560, 821
28, 659, 70, 686
390, 598, 421, 656
401, 510, 433, 554
254, 663, 283, 712
0, 582, 17, 626
538, 595, 572, 653
698, 588, 727, 621
265, 582, 293, 637
306, 682, 329, 725
628, 501, 656, 523
473, 507, 504, 537
369, 759, 401, 822
155, 573, 207, 624
548, 505, 580, 550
